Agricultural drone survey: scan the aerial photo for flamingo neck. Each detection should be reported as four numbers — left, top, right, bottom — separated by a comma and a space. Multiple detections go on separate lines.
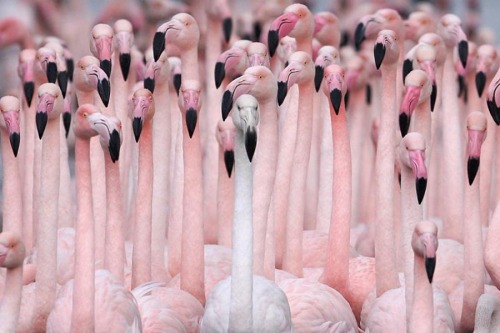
229, 126, 254, 332
180, 115, 206, 305
409, 254, 434, 333
401, 164, 423, 323
131, 121, 153, 288
217, 147, 234, 247
282, 80, 314, 277
71, 136, 95, 332
181, 47, 199, 82
461, 173, 485, 331
104, 152, 125, 284
375, 62, 400, 297
34, 117, 60, 331
321, 103, 351, 296
0, 262, 23, 332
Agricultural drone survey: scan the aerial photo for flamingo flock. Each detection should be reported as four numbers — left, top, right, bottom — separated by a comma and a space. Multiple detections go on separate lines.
1, 0, 500, 332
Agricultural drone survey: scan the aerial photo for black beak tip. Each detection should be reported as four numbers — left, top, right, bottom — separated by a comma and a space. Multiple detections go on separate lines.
487, 100, 500, 125
365, 84, 372, 105
416, 177, 427, 205
475, 71, 486, 97
23, 81, 34, 107
214, 62, 226, 89
425, 256, 436, 283
186, 108, 198, 138
132, 117, 143, 142
119, 53, 131, 81
458, 40, 469, 69
430, 83, 437, 112
223, 150, 234, 177
66, 58, 74, 82
47, 62, 58, 83
57, 71, 68, 98
467, 157, 480, 186
402, 58, 413, 83
222, 17, 232, 44
173, 74, 181, 96
144, 77, 155, 93
221, 90, 233, 121
268, 30, 279, 58
314, 66, 324, 92
153, 31, 166, 62
109, 129, 121, 163
100, 59, 112, 78
36, 112, 48, 139
399, 113, 411, 137
63, 112, 71, 138
277, 81, 288, 106
97, 78, 111, 108
354, 23, 366, 51
9, 132, 20, 157
374, 43, 386, 70
329, 89, 342, 115
245, 129, 257, 162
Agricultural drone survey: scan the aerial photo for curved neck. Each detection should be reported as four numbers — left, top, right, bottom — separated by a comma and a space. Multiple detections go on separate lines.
131, 121, 153, 288
180, 115, 205, 305
321, 102, 351, 296
229, 127, 254, 331
71, 136, 95, 332
0, 263, 23, 332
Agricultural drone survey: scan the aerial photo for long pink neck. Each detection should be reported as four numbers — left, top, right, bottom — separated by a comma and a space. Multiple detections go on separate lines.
104, 152, 125, 284
33, 116, 60, 332
409, 253, 434, 333
22, 98, 37, 251
0, 259, 23, 332
217, 148, 234, 247
441, 50, 465, 241
131, 121, 153, 288
461, 173, 485, 331
320, 100, 351, 296
0, 130, 22, 235
480, 76, 495, 227
71, 136, 95, 332
413, 102, 432, 155
252, 98, 279, 279
375, 62, 400, 297
401, 163, 423, 323
167, 91, 183, 277
181, 113, 205, 305
181, 48, 198, 83
283, 80, 314, 277
203, 17, 224, 245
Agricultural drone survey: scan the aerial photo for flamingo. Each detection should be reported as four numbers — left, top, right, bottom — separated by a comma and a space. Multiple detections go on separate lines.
202, 94, 292, 332
32, 82, 63, 332
474, 294, 500, 332
0, 232, 26, 332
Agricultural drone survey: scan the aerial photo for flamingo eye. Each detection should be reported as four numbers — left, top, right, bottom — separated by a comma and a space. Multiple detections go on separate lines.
83, 112, 88, 118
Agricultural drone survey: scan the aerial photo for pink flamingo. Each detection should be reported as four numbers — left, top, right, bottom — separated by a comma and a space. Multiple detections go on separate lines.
437, 13, 469, 241
32, 82, 62, 332
0, 232, 26, 332
129, 88, 155, 288
202, 94, 292, 332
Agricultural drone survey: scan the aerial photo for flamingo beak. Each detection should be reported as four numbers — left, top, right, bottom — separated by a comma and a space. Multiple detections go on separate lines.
153, 31, 166, 62
222, 17, 232, 44
475, 71, 486, 97
399, 85, 422, 137
245, 127, 257, 162
268, 12, 299, 57
224, 150, 234, 177
402, 58, 414, 83
120, 53, 131, 81
354, 22, 366, 51
23, 82, 34, 107
458, 40, 468, 69
2, 110, 20, 156
46, 61, 58, 84
374, 42, 386, 70
36, 93, 56, 139
89, 112, 121, 163
66, 57, 74, 82
182, 89, 201, 138
214, 62, 226, 89
314, 65, 324, 92
467, 129, 485, 185
421, 233, 437, 283
408, 149, 427, 204
57, 70, 69, 98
